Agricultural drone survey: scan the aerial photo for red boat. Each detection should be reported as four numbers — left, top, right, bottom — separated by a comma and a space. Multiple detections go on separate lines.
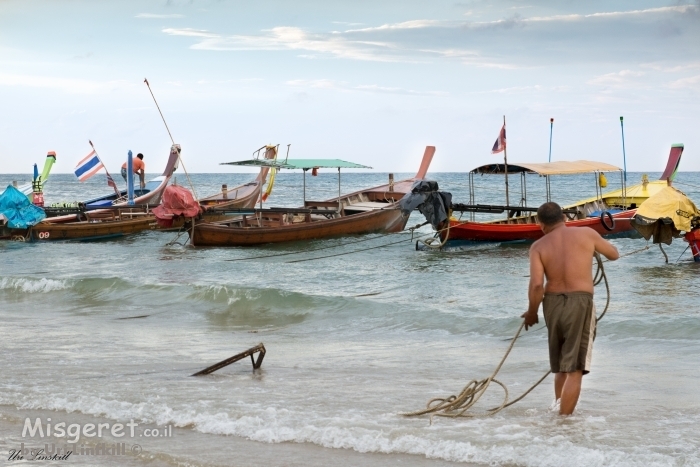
441, 160, 636, 244
444, 210, 635, 243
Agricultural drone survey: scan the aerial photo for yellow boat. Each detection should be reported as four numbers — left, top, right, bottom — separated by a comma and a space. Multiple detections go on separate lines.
571, 143, 684, 210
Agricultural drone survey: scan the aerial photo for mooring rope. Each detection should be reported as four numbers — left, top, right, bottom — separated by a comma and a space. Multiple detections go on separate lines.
403, 253, 610, 421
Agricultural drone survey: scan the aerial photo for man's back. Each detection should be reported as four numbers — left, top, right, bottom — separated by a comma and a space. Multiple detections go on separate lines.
532, 226, 599, 294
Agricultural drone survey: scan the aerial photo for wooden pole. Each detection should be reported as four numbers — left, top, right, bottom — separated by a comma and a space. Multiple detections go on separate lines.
503, 115, 510, 218
548, 118, 554, 162
191, 343, 266, 376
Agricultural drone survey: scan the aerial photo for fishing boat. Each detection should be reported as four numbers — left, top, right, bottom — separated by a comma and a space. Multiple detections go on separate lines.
630, 185, 700, 262
19, 146, 278, 242
187, 146, 435, 246
199, 145, 278, 210
425, 144, 684, 245
0, 151, 57, 203
24, 208, 159, 242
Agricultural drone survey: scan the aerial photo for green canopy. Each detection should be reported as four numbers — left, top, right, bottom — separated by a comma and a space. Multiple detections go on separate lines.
221, 159, 371, 170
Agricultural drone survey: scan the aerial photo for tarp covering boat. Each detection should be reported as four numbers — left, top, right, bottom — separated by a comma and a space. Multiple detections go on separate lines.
471, 160, 622, 176
399, 180, 452, 230
0, 185, 46, 229
153, 185, 201, 228
630, 186, 700, 244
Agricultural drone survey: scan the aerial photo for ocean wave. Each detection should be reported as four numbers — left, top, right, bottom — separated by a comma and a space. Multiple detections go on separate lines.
0, 277, 70, 293
189, 285, 353, 328
3, 394, 696, 467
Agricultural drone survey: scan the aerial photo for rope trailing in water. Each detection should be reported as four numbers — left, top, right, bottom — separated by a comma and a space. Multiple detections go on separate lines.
403, 253, 610, 421
222, 222, 430, 262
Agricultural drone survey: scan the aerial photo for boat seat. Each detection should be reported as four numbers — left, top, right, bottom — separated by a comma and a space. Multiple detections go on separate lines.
345, 201, 391, 212
304, 201, 340, 209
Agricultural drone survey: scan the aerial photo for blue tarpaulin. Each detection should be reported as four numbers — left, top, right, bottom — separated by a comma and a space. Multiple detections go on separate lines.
0, 185, 46, 229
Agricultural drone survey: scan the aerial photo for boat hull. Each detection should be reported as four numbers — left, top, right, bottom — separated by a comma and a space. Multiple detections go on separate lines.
443, 210, 636, 243
191, 208, 407, 246
25, 216, 157, 242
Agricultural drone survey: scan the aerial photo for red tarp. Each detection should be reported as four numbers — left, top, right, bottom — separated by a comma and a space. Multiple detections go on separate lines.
153, 185, 201, 227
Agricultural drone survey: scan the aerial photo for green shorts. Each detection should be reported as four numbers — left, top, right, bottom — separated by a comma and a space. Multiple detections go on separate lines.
542, 292, 596, 375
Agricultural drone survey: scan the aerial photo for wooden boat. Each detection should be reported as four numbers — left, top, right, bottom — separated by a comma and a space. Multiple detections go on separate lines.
188, 146, 435, 246
26, 208, 158, 242
442, 161, 633, 243
441, 145, 684, 244
20, 145, 278, 241
43, 144, 182, 225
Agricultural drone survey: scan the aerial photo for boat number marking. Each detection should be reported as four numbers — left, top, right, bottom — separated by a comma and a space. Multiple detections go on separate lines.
38, 231, 50, 239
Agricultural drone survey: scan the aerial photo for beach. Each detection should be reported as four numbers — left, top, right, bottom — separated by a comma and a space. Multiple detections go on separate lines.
1, 172, 699, 466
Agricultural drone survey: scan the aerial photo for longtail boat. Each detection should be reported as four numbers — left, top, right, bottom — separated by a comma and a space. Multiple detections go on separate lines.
428, 144, 683, 244
187, 146, 435, 246
17, 145, 279, 242
186, 144, 278, 219
0, 152, 57, 203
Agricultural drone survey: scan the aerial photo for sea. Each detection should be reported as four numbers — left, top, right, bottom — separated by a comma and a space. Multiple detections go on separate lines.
0, 170, 698, 467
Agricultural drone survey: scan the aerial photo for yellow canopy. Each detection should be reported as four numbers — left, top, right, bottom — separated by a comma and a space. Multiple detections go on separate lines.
635, 186, 700, 232
471, 160, 622, 176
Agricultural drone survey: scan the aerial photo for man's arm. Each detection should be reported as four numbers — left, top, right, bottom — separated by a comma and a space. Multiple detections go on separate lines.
521, 246, 545, 330
591, 230, 619, 261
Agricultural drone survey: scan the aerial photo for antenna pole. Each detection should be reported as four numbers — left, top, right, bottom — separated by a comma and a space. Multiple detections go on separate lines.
620, 116, 627, 182
548, 118, 554, 163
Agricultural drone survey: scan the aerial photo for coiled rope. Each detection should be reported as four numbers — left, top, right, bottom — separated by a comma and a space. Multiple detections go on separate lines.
403, 253, 610, 421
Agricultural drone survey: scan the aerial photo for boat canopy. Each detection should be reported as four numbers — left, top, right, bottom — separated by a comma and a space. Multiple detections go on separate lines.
471, 160, 622, 176
221, 159, 371, 170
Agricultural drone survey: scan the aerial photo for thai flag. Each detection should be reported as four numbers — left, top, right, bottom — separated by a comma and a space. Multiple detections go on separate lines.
491, 124, 506, 154
106, 173, 118, 190
74, 150, 104, 181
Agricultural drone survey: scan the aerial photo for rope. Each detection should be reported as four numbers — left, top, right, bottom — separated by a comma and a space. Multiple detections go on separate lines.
674, 180, 700, 191
222, 222, 430, 262
285, 236, 414, 263
416, 220, 451, 250
403, 253, 610, 421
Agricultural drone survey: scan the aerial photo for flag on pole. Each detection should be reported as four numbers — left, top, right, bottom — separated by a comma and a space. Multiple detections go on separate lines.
106, 173, 118, 190
491, 124, 506, 154
74, 150, 104, 181
86, 140, 121, 194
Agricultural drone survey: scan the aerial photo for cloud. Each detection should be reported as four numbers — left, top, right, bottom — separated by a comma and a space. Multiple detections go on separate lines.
163, 27, 217, 38
587, 70, 646, 86
640, 62, 700, 72
0, 73, 131, 94
286, 79, 447, 96
668, 74, 700, 89
136, 13, 185, 19
343, 5, 694, 33
343, 20, 448, 33
161, 5, 700, 67
163, 26, 406, 62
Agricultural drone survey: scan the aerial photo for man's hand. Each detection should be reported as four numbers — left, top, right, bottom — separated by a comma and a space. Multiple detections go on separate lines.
521, 310, 539, 330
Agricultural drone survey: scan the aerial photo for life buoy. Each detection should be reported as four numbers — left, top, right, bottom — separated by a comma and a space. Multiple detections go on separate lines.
600, 211, 615, 231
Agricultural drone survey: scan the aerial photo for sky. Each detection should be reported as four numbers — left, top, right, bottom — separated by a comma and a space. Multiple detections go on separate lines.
0, 0, 699, 175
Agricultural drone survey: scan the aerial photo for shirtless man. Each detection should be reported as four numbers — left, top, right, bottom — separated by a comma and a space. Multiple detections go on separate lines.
521, 202, 619, 415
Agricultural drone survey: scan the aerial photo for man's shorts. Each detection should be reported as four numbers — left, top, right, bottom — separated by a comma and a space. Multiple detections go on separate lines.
120, 167, 127, 181
542, 292, 596, 375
